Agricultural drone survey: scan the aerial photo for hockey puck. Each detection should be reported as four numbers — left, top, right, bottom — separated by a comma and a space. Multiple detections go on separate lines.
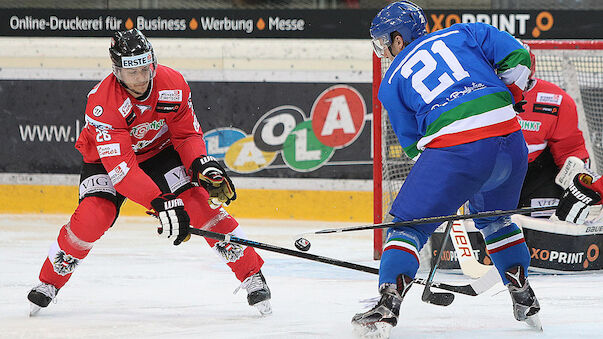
294, 237, 311, 252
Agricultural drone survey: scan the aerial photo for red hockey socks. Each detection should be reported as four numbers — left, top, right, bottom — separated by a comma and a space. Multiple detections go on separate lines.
179, 188, 264, 281
39, 197, 117, 289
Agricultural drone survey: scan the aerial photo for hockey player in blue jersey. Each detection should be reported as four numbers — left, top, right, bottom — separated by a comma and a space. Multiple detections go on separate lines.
352, 2, 540, 337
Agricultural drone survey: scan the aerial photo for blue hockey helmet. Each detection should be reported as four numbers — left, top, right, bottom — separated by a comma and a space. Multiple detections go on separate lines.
370, 1, 427, 57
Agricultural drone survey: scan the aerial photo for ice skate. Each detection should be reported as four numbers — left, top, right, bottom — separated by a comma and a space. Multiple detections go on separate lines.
235, 270, 271, 316
27, 282, 58, 316
351, 275, 412, 338
505, 265, 542, 331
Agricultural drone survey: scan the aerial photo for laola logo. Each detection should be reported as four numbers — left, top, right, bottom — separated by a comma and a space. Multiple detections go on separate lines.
310, 85, 366, 148
224, 136, 277, 174
206, 85, 366, 174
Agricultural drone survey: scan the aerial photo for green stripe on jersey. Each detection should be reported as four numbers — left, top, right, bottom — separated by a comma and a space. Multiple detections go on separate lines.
403, 143, 420, 159
424, 91, 512, 137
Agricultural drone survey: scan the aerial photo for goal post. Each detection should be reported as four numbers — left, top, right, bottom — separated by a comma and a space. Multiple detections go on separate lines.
372, 40, 603, 260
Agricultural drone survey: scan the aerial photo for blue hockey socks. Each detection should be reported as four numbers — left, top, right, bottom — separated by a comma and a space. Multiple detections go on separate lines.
483, 223, 530, 284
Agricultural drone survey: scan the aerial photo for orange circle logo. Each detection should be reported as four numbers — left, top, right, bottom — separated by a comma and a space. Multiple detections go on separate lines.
532, 11, 554, 38
583, 244, 599, 269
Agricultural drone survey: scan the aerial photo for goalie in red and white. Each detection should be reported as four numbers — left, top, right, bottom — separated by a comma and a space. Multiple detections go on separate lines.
27, 29, 271, 316
516, 43, 591, 217
511, 44, 603, 224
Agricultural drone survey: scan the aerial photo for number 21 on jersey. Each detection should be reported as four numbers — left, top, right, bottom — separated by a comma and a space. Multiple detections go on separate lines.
400, 40, 470, 104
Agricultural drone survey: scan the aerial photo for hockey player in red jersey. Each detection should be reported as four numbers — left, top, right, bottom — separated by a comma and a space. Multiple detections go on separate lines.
517, 44, 590, 213
27, 29, 271, 316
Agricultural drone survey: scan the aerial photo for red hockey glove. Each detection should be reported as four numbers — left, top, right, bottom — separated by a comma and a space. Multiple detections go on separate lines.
190, 156, 237, 207
555, 174, 601, 224
149, 193, 191, 245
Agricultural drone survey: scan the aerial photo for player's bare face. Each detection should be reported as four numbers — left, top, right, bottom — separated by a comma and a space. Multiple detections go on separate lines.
385, 36, 404, 61
121, 66, 151, 96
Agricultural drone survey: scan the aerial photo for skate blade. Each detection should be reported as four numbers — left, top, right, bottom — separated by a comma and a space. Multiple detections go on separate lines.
524, 314, 543, 331
253, 300, 272, 316
352, 322, 393, 339
29, 303, 42, 317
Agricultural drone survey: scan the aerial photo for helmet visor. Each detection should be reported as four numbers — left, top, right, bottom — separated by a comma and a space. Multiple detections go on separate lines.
113, 63, 156, 84
112, 50, 157, 85
372, 36, 391, 58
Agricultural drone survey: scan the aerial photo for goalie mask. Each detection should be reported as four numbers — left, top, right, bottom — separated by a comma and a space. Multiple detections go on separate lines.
370, 1, 427, 58
109, 29, 157, 93
522, 42, 536, 79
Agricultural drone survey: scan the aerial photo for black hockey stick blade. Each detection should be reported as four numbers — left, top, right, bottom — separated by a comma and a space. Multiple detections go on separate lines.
187, 227, 499, 298
422, 288, 455, 306
420, 220, 455, 306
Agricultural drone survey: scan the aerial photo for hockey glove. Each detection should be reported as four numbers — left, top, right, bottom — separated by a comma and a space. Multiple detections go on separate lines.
190, 156, 237, 207
513, 100, 527, 113
149, 193, 191, 245
555, 173, 601, 224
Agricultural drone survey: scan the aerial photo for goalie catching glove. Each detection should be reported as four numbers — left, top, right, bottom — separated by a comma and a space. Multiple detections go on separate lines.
149, 193, 191, 245
190, 156, 236, 207
555, 173, 601, 224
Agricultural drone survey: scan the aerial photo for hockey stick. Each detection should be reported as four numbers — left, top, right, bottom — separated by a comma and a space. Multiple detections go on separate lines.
187, 227, 498, 297
299, 205, 557, 236
449, 220, 491, 278
422, 221, 455, 306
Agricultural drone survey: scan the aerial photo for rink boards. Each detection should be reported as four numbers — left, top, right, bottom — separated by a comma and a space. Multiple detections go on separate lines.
432, 214, 603, 273
0, 173, 373, 222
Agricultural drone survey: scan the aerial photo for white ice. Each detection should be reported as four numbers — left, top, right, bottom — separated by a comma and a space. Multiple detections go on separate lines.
1, 214, 602, 338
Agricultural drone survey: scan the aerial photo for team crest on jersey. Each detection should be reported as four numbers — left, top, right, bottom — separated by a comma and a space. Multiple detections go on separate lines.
536, 92, 563, 105
52, 250, 80, 276
214, 241, 245, 263
92, 105, 103, 117
135, 104, 152, 115
158, 90, 182, 102
119, 98, 133, 118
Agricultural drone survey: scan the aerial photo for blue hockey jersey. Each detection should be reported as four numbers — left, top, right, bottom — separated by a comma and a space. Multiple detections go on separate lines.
379, 22, 531, 159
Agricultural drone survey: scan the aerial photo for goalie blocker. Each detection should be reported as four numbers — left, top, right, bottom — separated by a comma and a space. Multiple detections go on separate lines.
431, 216, 603, 273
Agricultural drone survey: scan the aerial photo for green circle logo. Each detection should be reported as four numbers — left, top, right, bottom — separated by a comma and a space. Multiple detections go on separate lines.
282, 120, 334, 172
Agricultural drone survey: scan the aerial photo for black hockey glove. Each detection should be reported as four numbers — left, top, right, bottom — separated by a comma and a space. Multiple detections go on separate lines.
555, 174, 601, 224
149, 193, 191, 245
190, 156, 237, 207
513, 100, 527, 113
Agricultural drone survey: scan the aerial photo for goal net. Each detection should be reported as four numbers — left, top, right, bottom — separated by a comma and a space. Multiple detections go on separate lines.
372, 40, 603, 259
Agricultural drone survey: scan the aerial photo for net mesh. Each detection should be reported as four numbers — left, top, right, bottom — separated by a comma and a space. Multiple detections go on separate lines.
375, 43, 603, 235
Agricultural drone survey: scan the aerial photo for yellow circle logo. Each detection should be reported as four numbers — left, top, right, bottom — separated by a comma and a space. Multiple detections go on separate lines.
224, 136, 277, 173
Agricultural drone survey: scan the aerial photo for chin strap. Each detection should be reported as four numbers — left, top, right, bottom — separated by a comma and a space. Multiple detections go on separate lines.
118, 78, 152, 100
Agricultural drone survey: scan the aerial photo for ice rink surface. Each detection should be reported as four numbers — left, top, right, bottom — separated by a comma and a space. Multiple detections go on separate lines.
1, 214, 602, 339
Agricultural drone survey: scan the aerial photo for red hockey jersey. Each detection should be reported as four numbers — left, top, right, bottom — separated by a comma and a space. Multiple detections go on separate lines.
517, 78, 588, 167
75, 65, 206, 209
